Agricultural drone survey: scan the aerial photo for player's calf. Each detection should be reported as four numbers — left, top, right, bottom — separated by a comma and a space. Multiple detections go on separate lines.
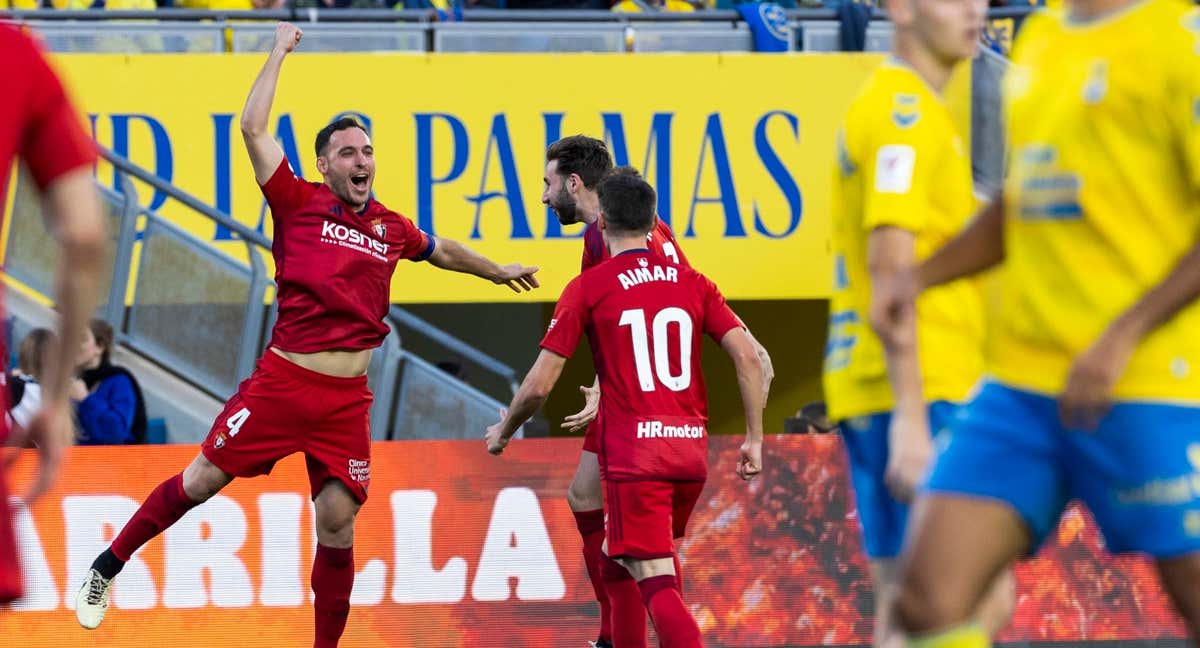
635, 570, 700, 648
75, 456, 229, 630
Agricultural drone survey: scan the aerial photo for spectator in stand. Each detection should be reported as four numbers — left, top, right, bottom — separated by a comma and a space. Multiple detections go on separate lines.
613, 0, 701, 12
73, 319, 147, 446
8, 328, 56, 443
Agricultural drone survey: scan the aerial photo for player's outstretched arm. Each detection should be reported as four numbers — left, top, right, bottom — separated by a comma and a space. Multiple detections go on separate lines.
720, 328, 764, 480
918, 194, 1005, 291
868, 226, 930, 503
1061, 236, 1200, 429
428, 236, 540, 293
26, 168, 105, 504
240, 22, 301, 184
485, 350, 567, 454
744, 329, 773, 406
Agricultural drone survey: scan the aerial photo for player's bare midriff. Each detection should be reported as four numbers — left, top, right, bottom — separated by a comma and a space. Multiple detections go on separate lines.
270, 346, 371, 378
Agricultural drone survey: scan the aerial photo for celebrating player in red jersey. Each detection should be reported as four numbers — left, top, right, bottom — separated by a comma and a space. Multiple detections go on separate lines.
75, 23, 540, 646
0, 24, 106, 605
543, 136, 772, 648
488, 172, 765, 648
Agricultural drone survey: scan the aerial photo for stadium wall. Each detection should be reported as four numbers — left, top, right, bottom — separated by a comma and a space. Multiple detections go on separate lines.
49, 52, 885, 303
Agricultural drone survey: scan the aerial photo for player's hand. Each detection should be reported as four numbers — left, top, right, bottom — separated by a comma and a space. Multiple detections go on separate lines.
884, 412, 932, 503
562, 384, 600, 433
485, 409, 511, 455
273, 22, 303, 54
1059, 323, 1137, 431
494, 264, 540, 293
736, 438, 762, 480
22, 400, 74, 506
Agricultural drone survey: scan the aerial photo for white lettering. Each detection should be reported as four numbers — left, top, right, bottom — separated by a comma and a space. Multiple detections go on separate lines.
11, 498, 57, 611
618, 265, 680, 291
635, 420, 706, 440
471, 488, 565, 602
63, 496, 157, 610
258, 493, 304, 607
320, 220, 389, 256
163, 495, 253, 609
390, 490, 467, 604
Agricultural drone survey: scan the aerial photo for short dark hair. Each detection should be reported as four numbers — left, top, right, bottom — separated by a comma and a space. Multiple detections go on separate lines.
597, 169, 656, 235
546, 135, 613, 190
315, 117, 368, 157
605, 165, 642, 180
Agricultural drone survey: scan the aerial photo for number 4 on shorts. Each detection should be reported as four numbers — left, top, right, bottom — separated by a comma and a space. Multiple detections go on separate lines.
226, 407, 251, 437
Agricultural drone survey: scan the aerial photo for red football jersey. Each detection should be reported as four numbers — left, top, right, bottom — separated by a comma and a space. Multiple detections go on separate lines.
580, 218, 689, 272
0, 26, 97, 210
0, 27, 96, 440
0, 26, 97, 602
542, 250, 741, 482
260, 160, 434, 353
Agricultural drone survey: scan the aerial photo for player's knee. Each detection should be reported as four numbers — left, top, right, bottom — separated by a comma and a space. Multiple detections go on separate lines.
893, 567, 973, 635
314, 491, 359, 545
566, 474, 602, 512
182, 456, 232, 502
978, 569, 1016, 635
624, 556, 675, 582
315, 509, 356, 546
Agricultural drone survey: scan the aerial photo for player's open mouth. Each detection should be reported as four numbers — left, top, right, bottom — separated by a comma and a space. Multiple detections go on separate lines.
351, 173, 369, 190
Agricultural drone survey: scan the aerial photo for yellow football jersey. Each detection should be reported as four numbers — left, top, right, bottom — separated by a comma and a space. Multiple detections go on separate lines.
824, 61, 985, 421
993, 0, 1200, 402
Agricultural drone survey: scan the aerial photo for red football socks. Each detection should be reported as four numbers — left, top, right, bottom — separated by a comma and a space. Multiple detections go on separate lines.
601, 555, 648, 648
574, 509, 613, 643
312, 544, 354, 648
639, 574, 701, 648
110, 473, 200, 562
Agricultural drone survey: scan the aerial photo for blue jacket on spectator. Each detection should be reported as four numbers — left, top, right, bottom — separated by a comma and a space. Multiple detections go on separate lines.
76, 370, 139, 446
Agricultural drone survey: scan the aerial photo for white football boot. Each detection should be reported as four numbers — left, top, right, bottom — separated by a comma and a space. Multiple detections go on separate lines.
75, 568, 113, 629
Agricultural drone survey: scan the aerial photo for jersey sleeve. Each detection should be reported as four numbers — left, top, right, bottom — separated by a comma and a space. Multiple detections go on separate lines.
859, 94, 940, 234
580, 223, 605, 272
393, 214, 436, 262
699, 274, 742, 342
18, 32, 97, 189
540, 276, 589, 358
259, 158, 315, 219
656, 220, 691, 268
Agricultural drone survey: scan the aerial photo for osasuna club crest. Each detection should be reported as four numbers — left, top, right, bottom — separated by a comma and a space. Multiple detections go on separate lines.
371, 218, 387, 238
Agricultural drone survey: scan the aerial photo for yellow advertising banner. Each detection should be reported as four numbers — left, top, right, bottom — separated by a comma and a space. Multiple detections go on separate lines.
51, 53, 886, 303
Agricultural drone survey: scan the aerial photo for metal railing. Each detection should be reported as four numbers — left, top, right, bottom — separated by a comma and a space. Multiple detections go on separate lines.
5, 149, 521, 441
3, 6, 1041, 53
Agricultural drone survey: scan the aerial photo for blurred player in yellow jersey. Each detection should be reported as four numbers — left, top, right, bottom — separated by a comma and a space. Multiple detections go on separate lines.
887, 0, 1200, 645
822, 0, 1014, 643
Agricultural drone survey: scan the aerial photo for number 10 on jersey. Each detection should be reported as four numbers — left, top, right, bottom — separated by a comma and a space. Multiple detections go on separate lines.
619, 307, 693, 392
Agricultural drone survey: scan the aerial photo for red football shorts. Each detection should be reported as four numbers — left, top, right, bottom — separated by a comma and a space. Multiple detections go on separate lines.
603, 479, 705, 560
0, 473, 22, 603
201, 350, 373, 503
582, 419, 600, 454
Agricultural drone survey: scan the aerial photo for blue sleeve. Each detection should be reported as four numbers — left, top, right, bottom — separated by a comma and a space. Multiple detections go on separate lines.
75, 375, 137, 445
